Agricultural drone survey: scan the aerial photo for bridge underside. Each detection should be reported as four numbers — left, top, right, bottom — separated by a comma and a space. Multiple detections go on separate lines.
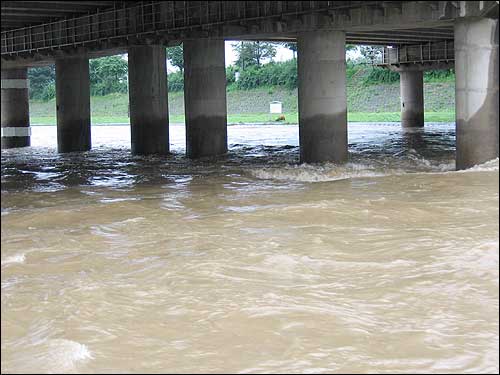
1, 1, 498, 170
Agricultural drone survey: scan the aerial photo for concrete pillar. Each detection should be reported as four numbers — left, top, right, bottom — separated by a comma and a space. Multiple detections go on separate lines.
1, 68, 31, 148
55, 56, 91, 153
183, 39, 227, 158
455, 17, 499, 170
297, 30, 348, 164
128, 45, 169, 155
400, 70, 424, 128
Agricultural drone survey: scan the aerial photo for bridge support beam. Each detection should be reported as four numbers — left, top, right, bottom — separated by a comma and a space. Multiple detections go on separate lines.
298, 30, 348, 164
400, 70, 424, 128
128, 45, 169, 155
184, 39, 227, 158
455, 17, 499, 170
1, 68, 30, 149
56, 56, 91, 153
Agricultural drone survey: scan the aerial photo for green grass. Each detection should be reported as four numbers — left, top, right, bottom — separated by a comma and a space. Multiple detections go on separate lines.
31, 111, 455, 126
30, 75, 456, 125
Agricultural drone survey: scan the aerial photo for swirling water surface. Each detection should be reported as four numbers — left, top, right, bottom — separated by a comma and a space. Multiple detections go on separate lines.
1, 123, 498, 373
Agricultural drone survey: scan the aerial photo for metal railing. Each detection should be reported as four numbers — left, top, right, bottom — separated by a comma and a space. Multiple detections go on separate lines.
1, 1, 379, 55
377, 40, 455, 65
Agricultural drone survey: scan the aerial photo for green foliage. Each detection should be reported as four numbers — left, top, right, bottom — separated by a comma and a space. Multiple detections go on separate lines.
235, 60, 297, 90
29, 57, 129, 100
28, 66, 56, 100
28, 49, 456, 104
424, 69, 455, 82
346, 44, 357, 52
167, 71, 184, 92
89, 56, 128, 96
363, 67, 400, 85
167, 45, 184, 72
358, 45, 383, 64
233, 41, 277, 69
362, 66, 455, 85
346, 61, 362, 79
225, 66, 237, 85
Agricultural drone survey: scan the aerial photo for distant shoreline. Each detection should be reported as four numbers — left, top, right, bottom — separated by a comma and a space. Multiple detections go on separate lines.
30, 111, 455, 126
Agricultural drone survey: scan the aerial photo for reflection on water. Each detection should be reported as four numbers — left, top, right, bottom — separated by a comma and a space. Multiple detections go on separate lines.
1, 123, 498, 374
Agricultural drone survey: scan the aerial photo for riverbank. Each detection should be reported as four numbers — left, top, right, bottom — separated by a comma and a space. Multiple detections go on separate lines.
30, 78, 455, 124
30, 111, 455, 125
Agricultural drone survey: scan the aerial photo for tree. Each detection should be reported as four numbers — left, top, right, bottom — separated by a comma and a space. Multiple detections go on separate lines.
89, 55, 128, 96
28, 66, 56, 100
346, 44, 357, 52
233, 41, 277, 70
167, 45, 184, 72
358, 45, 383, 65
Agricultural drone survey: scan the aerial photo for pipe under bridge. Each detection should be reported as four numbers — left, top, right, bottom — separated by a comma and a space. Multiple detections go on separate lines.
1, 1, 498, 170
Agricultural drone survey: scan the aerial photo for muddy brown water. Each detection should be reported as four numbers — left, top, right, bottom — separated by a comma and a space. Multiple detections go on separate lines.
1, 123, 498, 373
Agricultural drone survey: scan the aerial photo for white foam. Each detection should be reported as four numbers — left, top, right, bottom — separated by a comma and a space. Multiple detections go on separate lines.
5, 339, 93, 374
33, 339, 93, 373
250, 163, 387, 182
462, 158, 499, 172
1, 253, 26, 266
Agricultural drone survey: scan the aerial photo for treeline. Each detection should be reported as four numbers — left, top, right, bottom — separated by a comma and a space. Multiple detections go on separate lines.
167, 60, 297, 92
28, 43, 455, 100
29, 55, 128, 100
348, 63, 455, 85
168, 62, 454, 92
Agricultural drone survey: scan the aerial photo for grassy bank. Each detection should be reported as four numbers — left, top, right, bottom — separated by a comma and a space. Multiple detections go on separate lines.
30, 111, 455, 126
30, 74, 455, 124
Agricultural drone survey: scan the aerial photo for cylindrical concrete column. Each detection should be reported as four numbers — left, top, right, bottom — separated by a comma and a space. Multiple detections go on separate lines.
128, 45, 169, 155
183, 39, 227, 158
400, 70, 424, 128
297, 30, 348, 164
455, 17, 499, 170
1, 68, 31, 149
55, 56, 91, 153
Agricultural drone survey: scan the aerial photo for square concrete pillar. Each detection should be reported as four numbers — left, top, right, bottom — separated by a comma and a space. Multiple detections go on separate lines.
400, 70, 424, 128
55, 56, 91, 153
297, 30, 348, 164
128, 45, 170, 155
1, 68, 31, 149
455, 17, 499, 170
183, 39, 228, 159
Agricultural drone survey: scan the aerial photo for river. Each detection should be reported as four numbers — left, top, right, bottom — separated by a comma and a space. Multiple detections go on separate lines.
1, 123, 498, 373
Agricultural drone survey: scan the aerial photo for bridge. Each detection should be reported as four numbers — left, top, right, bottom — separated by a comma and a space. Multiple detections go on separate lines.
1, 1, 498, 169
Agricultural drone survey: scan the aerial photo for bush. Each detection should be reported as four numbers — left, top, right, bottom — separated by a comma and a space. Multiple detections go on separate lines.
363, 67, 400, 85
28, 66, 55, 100
40, 84, 56, 100
226, 66, 237, 85
236, 60, 297, 90
424, 69, 455, 82
168, 71, 184, 92
89, 56, 128, 96
346, 62, 364, 80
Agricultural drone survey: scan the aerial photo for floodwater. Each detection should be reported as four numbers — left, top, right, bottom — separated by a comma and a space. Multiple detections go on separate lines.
1, 123, 498, 374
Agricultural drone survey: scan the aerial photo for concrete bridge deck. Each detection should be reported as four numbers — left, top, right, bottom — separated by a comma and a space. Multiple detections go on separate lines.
1, 1, 498, 170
